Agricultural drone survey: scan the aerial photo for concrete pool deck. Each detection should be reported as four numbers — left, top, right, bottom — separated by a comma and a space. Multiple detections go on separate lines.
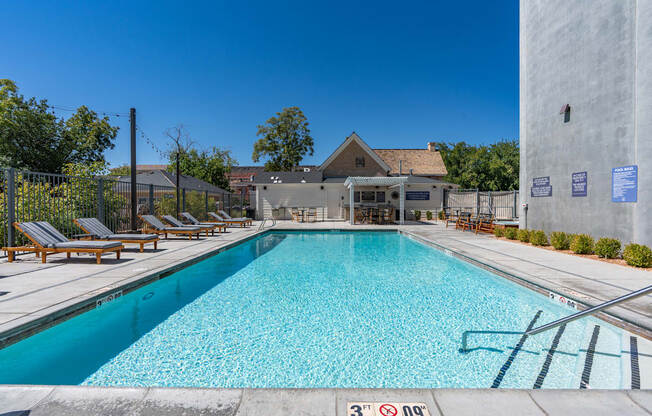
0, 385, 650, 415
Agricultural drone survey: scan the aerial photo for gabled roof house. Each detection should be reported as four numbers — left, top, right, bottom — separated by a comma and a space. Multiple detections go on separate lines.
254, 132, 457, 223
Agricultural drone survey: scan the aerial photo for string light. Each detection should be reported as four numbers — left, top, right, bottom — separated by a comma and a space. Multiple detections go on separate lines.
136, 124, 165, 157
50, 105, 128, 118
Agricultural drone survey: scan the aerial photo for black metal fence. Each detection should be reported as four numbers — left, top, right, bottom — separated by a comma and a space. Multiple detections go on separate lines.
443, 189, 519, 219
1, 168, 232, 253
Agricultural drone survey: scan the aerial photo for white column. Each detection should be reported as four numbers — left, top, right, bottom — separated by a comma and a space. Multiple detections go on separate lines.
349, 184, 355, 224
399, 182, 405, 225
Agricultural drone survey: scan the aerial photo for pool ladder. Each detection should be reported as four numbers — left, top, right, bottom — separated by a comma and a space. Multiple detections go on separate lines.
257, 217, 276, 231
526, 284, 652, 336
460, 284, 652, 353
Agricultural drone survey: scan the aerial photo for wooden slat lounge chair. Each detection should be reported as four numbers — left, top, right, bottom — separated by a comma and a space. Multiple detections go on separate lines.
139, 215, 202, 240
208, 212, 248, 228
73, 218, 159, 252
2, 221, 123, 264
218, 210, 253, 226
161, 215, 217, 236
180, 212, 227, 233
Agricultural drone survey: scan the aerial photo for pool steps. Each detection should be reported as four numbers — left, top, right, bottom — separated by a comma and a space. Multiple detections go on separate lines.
483, 310, 650, 389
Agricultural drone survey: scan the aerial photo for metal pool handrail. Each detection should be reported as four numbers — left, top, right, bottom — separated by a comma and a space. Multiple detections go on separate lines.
257, 217, 276, 231
526, 285, 652, 336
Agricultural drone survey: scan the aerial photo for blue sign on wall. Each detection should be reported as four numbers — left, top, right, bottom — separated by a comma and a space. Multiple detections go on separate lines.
612, 165, 637, 202
531, 176, 552, 197
405, 191, 430, 200
572, 171, 587, 197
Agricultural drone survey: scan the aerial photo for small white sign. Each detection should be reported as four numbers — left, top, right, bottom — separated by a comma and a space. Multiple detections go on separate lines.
548, 291, 578, 310
96, 290, 123, 307
347, 402, 431, 416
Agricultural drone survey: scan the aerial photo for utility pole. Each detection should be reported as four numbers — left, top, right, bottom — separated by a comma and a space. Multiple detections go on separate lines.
130, 108, 137, 232
176, 143, 180, 215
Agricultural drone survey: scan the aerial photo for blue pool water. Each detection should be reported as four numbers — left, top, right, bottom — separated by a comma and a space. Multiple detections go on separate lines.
0, 232, 625, 388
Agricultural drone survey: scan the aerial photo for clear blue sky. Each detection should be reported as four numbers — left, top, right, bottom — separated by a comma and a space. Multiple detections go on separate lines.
4, 1, 518, 167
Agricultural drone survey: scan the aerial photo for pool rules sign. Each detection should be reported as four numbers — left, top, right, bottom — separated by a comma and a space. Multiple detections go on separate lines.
347, 402, 431, 416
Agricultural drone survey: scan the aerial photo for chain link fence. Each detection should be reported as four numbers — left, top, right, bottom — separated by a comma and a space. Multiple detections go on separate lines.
1, 168, 232, 254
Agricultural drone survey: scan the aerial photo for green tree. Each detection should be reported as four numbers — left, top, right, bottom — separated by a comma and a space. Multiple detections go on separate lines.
252, 106, 314, 171
108, 164, 131, 176
0, 79, 119, 173
167, 146, 237, 190
434, 139, 519, 190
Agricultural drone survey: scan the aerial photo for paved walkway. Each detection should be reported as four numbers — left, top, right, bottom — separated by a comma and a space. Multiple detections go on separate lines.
1, 385, 650, 415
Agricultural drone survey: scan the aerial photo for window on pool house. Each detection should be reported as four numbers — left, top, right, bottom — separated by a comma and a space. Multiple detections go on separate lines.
361, 191, 375, 202
376, 191, 385, 203
355, 156, 365, 168
354, 192, 360, 203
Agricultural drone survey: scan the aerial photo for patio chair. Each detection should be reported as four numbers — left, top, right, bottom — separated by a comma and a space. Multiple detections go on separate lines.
73, 217, 159, 252
382, 207, 394, 224
443, 209, 458, 228
180, 212, 227, 233
455, 212, 474, 231
2, 221, 123, 264
305, 208, 317, 223
218, 209, 253, 226
208, 212, 248, 227
161, 215, 218, 236
475, 213, 495, 234
139, 215, 202, 240
290, 208, 302, 222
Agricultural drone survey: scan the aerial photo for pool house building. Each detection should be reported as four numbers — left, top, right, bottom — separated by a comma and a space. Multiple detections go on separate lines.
253, 132, 458, 223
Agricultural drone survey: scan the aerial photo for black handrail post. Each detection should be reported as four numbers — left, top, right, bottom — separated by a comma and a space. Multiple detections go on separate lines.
6, 168, 15, 247
97, 178, 105, 224
130, 107, 137, 232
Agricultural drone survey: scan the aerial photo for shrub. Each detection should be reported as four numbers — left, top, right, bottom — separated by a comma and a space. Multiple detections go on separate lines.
550, 232, 571, 250
504, 228, 518, 240
594, 238, 621, 259
438, 210, 445, 220
494, 227, 505, 237
571, 234, 594, 254
623, 244, 652, 268
426, 210, 433, 220
414, 210, 421, 221
530, 230, 549, 246
517, 229, 530, 243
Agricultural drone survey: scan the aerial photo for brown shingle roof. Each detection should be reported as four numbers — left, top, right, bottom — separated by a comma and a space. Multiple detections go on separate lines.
372, 149, 447, 176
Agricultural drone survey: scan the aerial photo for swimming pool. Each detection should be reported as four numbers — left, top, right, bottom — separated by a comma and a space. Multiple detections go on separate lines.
0, 231, 630, 388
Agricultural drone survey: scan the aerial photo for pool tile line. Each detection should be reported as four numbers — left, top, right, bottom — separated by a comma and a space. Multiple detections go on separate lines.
630, 336, 640, 389
579, 325, 601, 389
491, 310, 542, 388
533, 323, 567, 389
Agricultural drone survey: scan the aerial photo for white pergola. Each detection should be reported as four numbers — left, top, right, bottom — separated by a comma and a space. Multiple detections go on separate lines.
344, 176, 409, 225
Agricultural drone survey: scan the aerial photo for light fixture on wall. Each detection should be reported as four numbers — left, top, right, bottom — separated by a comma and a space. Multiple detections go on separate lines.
560, 104, 571, 123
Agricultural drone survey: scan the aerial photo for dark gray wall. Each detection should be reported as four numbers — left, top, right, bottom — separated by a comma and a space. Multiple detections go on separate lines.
520, 0, 651, 246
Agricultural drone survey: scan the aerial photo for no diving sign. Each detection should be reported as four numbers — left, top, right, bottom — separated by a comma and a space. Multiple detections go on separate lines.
348, 402, 431, 416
